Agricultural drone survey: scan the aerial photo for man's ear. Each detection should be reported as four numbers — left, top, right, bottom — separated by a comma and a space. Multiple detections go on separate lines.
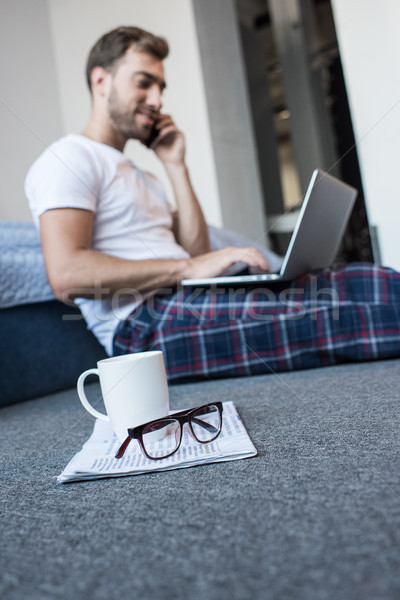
90, 66, 111, 97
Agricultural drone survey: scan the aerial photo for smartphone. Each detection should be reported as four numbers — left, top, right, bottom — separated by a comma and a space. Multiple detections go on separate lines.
146, 124, 159, 148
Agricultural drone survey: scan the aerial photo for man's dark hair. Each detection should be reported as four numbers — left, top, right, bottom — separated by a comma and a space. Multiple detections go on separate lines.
85, 26, 169, 92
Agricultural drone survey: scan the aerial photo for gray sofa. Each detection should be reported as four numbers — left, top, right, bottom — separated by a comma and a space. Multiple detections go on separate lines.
0, 221, 107, 406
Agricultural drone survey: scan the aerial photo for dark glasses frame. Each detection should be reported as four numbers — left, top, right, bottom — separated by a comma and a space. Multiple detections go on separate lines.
115, 402, 223, 460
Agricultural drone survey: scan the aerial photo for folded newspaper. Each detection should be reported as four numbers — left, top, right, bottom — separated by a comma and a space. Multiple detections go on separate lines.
57, 401, 257, 483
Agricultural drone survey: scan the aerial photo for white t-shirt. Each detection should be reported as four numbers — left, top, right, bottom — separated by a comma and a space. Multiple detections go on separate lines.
25, 134, 189, 355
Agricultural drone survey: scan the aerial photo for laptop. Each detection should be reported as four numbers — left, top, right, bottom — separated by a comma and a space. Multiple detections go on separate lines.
181, 169, 357, 286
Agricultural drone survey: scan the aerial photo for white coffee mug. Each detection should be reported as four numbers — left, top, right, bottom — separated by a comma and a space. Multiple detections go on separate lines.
77, 351, 170, 442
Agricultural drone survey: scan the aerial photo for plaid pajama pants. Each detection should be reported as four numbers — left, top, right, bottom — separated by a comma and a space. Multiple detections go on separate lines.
112, 263, 400, 382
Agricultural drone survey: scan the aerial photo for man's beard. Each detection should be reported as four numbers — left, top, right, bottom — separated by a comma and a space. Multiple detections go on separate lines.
107, 86, 149, 142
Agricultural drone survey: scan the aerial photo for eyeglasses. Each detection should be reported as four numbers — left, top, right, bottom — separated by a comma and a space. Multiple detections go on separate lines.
115, 402, 223, 460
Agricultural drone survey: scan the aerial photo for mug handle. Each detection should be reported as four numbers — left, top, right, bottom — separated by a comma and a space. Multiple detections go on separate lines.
77, 368, 110, 421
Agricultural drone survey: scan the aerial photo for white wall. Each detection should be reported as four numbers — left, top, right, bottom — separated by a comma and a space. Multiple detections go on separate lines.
46, 0, 222, 225
0, 0, 63, 221
331, 0, 400, 270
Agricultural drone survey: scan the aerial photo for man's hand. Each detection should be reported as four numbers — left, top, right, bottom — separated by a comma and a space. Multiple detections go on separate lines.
149, 113, 186, 166
181, 246, 270, 280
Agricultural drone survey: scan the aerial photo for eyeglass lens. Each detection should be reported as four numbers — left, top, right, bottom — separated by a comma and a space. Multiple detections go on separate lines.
141, 403, 221, 459
142, 418, 180, 459
191, 404, 221, 442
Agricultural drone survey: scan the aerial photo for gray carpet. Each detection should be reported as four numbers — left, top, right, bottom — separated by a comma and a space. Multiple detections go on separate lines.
1, 359, 400, 600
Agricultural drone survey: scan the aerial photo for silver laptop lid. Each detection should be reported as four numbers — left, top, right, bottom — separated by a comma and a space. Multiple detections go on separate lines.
181, 169, 357, 287
278, 169, 357, 281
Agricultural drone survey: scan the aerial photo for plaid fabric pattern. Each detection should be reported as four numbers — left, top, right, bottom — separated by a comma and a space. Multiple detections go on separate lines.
113, 263, 400, 382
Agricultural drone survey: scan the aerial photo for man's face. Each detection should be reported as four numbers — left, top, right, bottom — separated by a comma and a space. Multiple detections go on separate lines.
106, 47, 166, 143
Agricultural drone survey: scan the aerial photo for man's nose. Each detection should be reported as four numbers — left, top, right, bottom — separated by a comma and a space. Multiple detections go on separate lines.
147, 84, 163, 110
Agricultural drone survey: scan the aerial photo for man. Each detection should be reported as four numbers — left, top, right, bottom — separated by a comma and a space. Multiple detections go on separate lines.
26, 26, 400, 382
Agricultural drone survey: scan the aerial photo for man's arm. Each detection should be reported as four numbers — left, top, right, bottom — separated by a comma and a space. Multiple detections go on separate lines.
168, 163, 210, 257
151, 113, 210, 256
40, 208, 269, 301
40, 208, 185, 300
